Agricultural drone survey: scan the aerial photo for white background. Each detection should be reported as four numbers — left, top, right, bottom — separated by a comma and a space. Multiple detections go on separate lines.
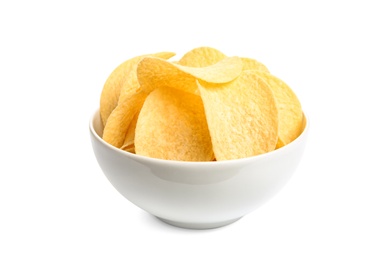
1, 0, 389, 259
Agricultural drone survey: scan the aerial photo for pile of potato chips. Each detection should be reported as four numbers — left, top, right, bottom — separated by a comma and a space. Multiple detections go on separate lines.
100, 47, 303, 161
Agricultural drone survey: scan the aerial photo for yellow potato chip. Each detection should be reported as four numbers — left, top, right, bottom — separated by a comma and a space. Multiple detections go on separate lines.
103, 92, 147, 148
197, 70, 279, 160
137, 56, 243, 94
178, 46, 227, 67
120, 111, 140, 153
117, 52, 176, 104
134, 87, 213, 161
100, 59, 133, 127
100, 52, 175, 126
101, 52, 175, 148
137, 58, 196, 94
253, 72, 303, 148
176, 56, 243, 83
241, 57, 270, 73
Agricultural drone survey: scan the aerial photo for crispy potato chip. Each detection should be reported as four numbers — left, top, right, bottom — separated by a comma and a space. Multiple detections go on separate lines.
122, 142, 135, 153
197, 70, 279, 160
120, 110, 139, 153
241, 57, 270, 73
176, 56, 243, 83
178, 46, 227, 67
253, 72, 303, 148
101, 52, 175, 148
100, 62, 126, 127
100, 52, 175, 126
117, 52, 176, 104
137, 56, 243, 95
103, 92, 147, 148
134, 87, 213, 161
138, 58, 196, 94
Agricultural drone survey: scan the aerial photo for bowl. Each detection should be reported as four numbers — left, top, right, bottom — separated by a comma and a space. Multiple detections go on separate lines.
89, 109, 309, 229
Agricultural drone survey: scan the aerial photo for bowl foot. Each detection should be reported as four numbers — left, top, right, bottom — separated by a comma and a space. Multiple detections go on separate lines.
156, 216, 242, 229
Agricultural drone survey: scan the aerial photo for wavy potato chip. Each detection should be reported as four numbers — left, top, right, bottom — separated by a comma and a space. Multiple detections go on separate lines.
137, 58, 196, 94
254, 72, 303, 148
103, 92, 147, 148
101, 52, 175, 148
197, 70, 279, 160
137, 56, 243, 95
100, 60, 127, 127
100, 52, 175, 126
241, 57, 270, 73
120, 110, 140, 153
117, 52, 176, 104
134, 87, 213, 161
178, 46, 227, 67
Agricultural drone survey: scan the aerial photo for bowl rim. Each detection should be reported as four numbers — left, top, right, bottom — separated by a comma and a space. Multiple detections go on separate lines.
89, 109, 309, 167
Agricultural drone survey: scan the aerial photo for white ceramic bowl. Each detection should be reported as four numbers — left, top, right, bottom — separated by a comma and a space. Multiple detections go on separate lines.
89, 109, 309, 229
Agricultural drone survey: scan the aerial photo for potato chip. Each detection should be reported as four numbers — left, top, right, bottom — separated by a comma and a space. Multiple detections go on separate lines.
117, 52, 176, 104
241, 57, 270, 73
103, 92, 147, 148
101, 52, 175, 148
253, 71, 303, 148
178, 46, 227, 67
176, 56, 243, 83
100, 52, 175, 126
197, 70, 279, 160
120, 110, 139, 153
137, 58, 196, 94
134, 87, 213, 161
137, 56, 243, 95
100, 59, 133, 127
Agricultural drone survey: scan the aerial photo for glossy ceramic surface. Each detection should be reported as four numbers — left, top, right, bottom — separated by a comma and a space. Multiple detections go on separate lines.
89, 110, 309, 229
